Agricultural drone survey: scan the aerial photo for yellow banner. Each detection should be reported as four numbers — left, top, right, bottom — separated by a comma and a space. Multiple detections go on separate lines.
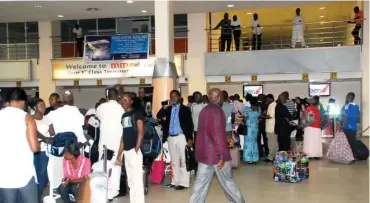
51, 55, 183, 80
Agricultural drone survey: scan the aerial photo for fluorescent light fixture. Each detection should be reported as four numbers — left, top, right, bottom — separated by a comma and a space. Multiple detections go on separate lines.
320, 7, 325, 10
141, 10, 147, 13
57, 15, 64, 18
227, 4, 234, 8
34, 5, 42, 8
320, 15, 325, 18
126, 0, 133, 3
320, 39, 323, 41
247, 12, 252, 15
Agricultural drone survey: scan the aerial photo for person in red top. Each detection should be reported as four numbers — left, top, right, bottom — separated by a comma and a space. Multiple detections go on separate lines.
303, 98, 322, 159
348, 6, 363, 45
189, 88, 245, 203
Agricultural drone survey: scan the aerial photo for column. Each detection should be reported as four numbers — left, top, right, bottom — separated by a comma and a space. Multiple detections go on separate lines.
187, 13, 207, 95
361, 1, 369, 135
38, 21, 60, 101
152, 0, 177, 117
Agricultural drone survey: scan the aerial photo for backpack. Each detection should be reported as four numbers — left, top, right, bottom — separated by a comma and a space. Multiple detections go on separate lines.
131, 112, 162, 158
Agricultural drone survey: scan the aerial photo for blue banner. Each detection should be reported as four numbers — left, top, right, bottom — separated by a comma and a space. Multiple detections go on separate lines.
84, 33, 149, 62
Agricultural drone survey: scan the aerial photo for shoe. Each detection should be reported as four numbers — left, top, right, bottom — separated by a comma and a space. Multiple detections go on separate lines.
175, 186, 188, 190
165, 184, 175, 188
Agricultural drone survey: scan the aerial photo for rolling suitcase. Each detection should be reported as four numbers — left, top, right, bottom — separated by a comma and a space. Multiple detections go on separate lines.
355, 140, 369, 160
230, 147, 240, 168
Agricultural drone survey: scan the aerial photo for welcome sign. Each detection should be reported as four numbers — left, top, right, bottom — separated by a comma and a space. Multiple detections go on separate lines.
51, 55, 183, 80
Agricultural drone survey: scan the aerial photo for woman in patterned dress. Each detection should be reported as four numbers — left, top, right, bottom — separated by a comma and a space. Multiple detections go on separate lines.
243, 98, 261, 164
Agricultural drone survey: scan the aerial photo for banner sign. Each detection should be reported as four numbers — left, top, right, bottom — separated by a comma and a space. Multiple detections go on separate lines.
309, 83, 331, 97
51, 55, 183, 80
243, 85, 263, 97
84, 33, 149, 62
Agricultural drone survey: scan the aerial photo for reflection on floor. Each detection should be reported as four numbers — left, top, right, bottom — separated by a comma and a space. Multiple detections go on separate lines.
57, 138, 369, 203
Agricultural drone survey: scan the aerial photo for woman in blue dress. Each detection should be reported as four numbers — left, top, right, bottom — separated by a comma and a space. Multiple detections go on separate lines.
243, 98, 261, 164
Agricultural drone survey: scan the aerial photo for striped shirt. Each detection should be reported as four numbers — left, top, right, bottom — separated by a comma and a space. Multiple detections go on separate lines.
195, 101, 231, 165
63, 155, 91, 180
284, 100, 296, 116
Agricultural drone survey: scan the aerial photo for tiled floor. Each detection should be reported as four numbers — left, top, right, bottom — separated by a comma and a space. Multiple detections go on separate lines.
56, 138, 369, 203
112, 159, 368, 203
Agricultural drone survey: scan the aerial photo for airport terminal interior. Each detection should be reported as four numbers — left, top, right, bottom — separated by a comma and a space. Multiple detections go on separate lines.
0, 1, 369, 203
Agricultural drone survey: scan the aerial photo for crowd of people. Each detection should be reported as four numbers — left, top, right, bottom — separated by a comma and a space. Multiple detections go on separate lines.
214, 6, 363, 51
0, 84, 361, 203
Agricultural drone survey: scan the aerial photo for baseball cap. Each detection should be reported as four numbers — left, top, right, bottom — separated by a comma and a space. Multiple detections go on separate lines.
63, 90, 74, 102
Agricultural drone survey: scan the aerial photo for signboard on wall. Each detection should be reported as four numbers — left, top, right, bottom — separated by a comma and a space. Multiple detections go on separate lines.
243, 85, 263, 97
84, 33, 149, 61
51, 55, 183, 80
309, 83, 331, 97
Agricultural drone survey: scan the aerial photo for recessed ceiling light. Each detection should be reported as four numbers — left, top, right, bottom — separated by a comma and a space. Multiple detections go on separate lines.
320, 15, 325, 18
320, 39, 324, 41
247, 12, 252, 15
320, 7, 325, 10
34, 5, 42, 8
227, 4, 234, 8
57, 15, 64, 18
141, 10, 147, 13
126, 0, 133, 3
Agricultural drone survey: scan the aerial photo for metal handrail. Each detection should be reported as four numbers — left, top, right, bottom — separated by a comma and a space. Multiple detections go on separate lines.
206, 18, 365, 52
0, 37, 39, 60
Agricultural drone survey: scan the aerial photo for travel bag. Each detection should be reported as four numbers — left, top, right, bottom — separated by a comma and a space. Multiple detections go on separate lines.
355, 140, 369, 160
273, 151, 309, 183
230, 147, 240, 168
150, 153, 165, 184
326, 131, 354, 164
185, 146, 196, 172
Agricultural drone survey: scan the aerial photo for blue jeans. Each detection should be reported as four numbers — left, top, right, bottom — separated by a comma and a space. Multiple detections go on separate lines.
34, 151, 49, 200
0, 177, 38, 203
58, 183, 78, 203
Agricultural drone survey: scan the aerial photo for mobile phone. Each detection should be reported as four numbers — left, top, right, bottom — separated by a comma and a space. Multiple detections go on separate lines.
161, 100, 169, 106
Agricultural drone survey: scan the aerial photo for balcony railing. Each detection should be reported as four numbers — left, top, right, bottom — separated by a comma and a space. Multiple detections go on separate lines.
0, 37, 39, 60
206, 19, 365, 52
51, 29, 188, 59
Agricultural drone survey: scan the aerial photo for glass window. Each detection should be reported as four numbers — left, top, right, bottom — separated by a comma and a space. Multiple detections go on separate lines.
25, 22, 38, 43
174, 14, 187, 26
0, 23, 7, 44
61, 20, 78, 42
97, 18, 116, 35
8, 22, 25, 43
79, 19, 97, 35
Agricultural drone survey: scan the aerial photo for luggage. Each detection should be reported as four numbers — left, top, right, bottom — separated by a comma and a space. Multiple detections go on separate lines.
355, 140, 369, 160
150, 154, 165, 184
230, 147, 240, 168
185, 146, 196, 172
273, 151, 309, 183
326, 131, 355, 164
50, 132, 78, 157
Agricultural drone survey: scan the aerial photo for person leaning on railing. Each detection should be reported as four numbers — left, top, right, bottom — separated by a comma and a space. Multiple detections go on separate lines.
214, 12, 232, 52
347, 6, 363, 45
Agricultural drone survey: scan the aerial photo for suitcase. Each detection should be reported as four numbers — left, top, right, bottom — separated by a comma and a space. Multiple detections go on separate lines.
273, 151, 309, 183
355, 140, 369, 160
230, 147, 240, 168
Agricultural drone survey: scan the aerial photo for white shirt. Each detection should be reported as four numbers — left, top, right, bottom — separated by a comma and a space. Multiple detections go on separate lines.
266, 102, 277, 133
0, 107, 37, 188
85, 108, 100, 128
96, 100, 125, 153
47, 105, 87, 143
293, 15, 304, 28
73, 27, 83, 38
35, 116, 52, 152
191, 103, 206, 131
251, 19, 262, 35
231, 20, 241, 30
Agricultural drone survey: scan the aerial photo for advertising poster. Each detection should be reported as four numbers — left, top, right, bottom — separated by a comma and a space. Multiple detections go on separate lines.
51, 55, 183, 80
309, 83, 331, 97
243, 85, 263, 97
84, 34, 149, 62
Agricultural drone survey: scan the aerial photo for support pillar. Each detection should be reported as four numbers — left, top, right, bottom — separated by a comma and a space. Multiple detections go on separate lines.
38, 21, 60, 101
187, 13, 207, 95
361, 1, 369, 135
152, 0, 176, 117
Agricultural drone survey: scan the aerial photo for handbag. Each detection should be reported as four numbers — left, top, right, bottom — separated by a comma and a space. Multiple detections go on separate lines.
237, 123, 247, 135
185, 146, 196, 172
150, 153, 165, 184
